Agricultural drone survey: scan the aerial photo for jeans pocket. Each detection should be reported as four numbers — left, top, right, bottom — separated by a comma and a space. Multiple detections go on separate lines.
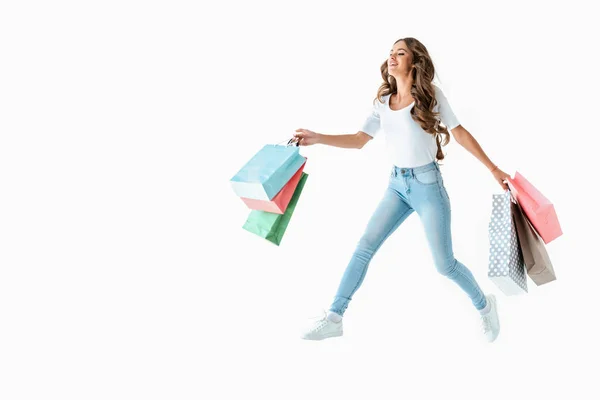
414, 169, 439, 185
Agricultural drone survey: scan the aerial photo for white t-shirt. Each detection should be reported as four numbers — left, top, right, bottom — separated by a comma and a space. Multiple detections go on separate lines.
360, 84, 460, 168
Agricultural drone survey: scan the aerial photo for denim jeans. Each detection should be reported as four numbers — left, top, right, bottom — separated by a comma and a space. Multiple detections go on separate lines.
329, 161, 487, 316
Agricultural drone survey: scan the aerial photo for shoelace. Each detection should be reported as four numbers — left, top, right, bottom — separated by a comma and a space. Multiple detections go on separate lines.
309, 310, 330, 331
481, 315, 492, 333
314, 318, 329, 331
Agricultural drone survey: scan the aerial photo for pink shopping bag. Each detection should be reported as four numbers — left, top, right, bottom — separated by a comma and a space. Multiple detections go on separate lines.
506, 172, 562, 244
240, 158, 307, 214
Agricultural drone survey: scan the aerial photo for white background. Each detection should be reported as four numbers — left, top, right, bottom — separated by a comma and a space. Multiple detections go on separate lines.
1, 0, 599, 399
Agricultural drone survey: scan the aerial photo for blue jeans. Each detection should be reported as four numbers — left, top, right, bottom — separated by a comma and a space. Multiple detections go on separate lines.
329, 161, 487, 316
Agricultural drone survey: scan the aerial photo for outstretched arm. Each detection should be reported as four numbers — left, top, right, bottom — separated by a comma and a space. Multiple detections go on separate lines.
450, 125, 510, 190
293, 129, 373, 149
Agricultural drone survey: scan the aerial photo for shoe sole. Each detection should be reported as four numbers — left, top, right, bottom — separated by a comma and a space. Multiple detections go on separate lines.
302, 331, 343, 341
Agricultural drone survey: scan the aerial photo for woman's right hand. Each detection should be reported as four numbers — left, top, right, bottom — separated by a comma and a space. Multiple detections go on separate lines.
294, 128, 320, 146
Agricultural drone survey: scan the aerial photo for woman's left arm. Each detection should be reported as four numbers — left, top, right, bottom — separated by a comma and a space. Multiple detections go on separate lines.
450, 125, 510, 190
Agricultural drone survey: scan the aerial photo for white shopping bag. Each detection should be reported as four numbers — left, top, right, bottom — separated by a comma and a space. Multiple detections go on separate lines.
488, 191, 528, 295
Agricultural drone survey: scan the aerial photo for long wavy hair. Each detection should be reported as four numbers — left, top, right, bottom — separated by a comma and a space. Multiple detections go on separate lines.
375, 37, 450, 162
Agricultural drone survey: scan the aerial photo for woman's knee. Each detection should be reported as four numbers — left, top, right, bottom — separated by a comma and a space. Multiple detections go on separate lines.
436, 258, 459, 278
356, 233, 382, 256
357, 235, 376, 253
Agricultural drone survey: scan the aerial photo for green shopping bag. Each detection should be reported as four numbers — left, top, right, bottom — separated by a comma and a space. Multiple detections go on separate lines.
242, 172, 308, 245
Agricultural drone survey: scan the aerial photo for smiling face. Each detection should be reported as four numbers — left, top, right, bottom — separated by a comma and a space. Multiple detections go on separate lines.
388, 40, 413, 77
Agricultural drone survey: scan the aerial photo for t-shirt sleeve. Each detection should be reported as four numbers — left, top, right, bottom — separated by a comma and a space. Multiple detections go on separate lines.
434, 85, 460, 130
360, 99, 382, 137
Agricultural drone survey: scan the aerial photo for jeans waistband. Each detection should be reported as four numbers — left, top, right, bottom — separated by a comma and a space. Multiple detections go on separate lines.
392, 161, 439, 177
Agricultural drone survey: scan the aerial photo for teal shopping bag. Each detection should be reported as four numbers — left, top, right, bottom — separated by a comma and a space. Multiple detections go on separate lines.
242, 172, 308, 245
230, 144, 305, 201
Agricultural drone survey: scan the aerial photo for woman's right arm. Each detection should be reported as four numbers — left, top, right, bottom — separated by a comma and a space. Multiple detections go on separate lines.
294, 129, 372, 149
294, 98, 381, 149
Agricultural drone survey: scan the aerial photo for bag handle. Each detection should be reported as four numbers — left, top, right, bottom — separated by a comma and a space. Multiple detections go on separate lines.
275, 137, 300, 147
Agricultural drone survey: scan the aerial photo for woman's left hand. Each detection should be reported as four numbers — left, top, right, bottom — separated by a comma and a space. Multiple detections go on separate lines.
492, 167, 511, 190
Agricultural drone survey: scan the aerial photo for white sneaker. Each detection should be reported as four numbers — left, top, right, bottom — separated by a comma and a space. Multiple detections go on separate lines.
301, 310, 343, 341
481, 294, 500, 342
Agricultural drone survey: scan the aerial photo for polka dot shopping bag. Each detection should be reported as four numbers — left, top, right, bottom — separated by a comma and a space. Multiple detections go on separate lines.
488, 191, 528, 295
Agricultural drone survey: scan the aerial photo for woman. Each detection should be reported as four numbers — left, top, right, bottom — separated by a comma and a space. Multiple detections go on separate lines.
294, 37, 510, 343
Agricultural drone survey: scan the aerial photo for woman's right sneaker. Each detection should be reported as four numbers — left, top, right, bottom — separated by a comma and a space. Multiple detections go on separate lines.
301, 310, 343, 340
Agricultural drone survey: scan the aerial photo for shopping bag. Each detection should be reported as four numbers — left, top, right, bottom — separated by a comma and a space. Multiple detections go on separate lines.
488, 191, 528, 295
240, 157, 307, 214
506, 172, 562, 244
242, 172, 308, 246
512, 198, 557, 286
230, 144, 306, 201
